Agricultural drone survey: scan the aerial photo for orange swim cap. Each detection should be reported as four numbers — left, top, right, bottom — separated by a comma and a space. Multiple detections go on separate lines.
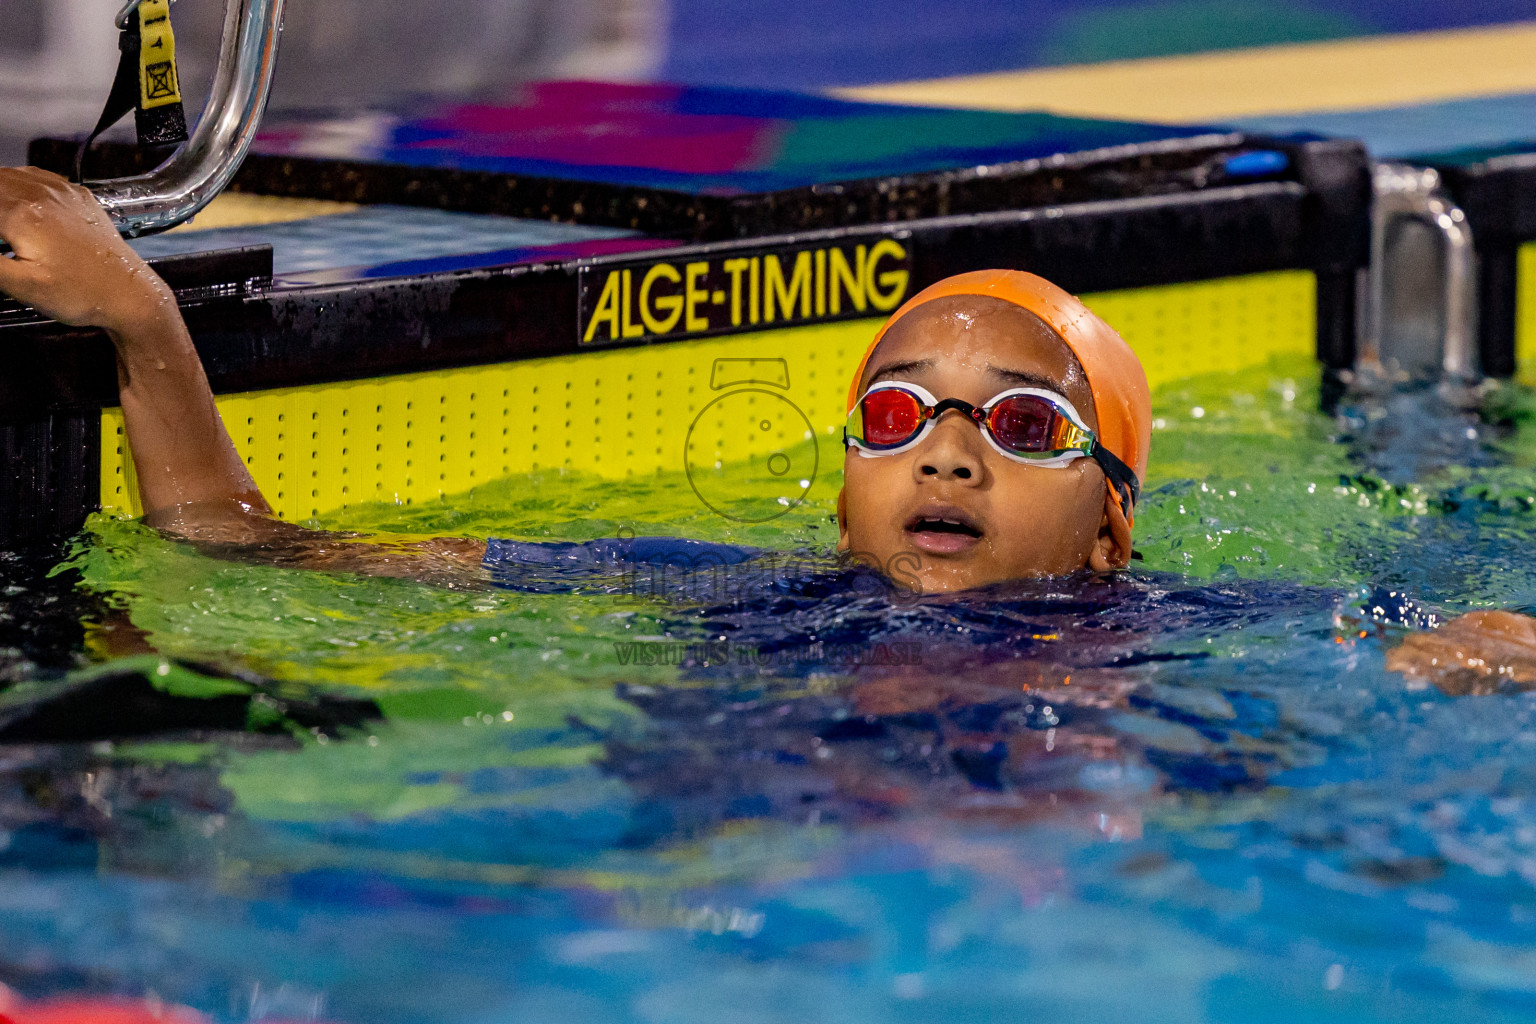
846, 269, 1152, 514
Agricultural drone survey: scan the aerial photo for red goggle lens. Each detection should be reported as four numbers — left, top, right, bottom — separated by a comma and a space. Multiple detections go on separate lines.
986, 393, 1064, 453
859, 388, 926, 447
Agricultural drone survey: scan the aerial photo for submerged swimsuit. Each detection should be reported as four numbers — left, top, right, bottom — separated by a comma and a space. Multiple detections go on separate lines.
482, 535, 1351, 675
481, 535, 846, 603
483, 535, 758, 570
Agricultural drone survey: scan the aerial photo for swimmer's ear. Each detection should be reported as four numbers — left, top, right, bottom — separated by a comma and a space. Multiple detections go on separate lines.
835, 488, 850, 552
1088, 490, 1133, 572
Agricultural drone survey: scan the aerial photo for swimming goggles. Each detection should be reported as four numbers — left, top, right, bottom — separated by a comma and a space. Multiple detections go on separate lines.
844, 381, 1140, 507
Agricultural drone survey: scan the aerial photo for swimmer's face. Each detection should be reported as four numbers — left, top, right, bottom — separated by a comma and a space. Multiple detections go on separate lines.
837, 295, 1130, 592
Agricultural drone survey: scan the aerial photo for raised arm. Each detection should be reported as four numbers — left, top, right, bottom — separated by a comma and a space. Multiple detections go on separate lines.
0, 167, 489, 582
0, 166, 265, 518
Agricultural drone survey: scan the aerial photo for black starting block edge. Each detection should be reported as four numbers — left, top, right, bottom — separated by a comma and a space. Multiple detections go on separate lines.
1426, 148, 1536, 378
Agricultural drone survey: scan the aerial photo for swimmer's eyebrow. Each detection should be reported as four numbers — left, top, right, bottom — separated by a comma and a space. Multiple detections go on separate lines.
987, 365, 1063, 391
865, 359, 1065, 392
865, 358, 934, 384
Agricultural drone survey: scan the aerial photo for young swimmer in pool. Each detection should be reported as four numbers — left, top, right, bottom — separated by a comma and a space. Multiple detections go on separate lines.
836, 270, 1149, 591
0, 166, 1150, 592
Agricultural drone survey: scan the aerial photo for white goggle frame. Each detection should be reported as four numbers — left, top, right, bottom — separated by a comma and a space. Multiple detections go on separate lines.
845, 381, 1097, 468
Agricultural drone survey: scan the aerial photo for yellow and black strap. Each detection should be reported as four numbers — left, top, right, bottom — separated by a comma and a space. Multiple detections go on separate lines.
74, 0, 188, 182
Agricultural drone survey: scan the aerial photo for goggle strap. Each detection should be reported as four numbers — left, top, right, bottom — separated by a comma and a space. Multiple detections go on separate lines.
1091, 443, 1141, 511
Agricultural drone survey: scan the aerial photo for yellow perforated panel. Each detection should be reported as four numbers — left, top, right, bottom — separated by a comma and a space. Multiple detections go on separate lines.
1083, 270, 1314, 378
101, 269, 1315, 520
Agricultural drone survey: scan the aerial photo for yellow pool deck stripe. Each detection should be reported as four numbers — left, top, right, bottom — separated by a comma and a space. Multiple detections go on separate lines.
167, 193, 358, 233
839, 21, 1536, 123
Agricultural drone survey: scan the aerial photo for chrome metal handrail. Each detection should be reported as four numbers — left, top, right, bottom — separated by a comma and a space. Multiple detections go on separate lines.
87, 0, 283, 237
1362, 163, 1477, 379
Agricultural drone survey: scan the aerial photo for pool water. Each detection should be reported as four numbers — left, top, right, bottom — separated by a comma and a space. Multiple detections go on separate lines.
10, 354, 1536, 1022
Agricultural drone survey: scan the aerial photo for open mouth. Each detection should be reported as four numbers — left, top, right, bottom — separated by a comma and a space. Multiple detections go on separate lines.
904, 506, 984, 554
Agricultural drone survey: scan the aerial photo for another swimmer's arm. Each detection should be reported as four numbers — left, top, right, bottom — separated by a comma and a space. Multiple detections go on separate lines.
0, 167, 266, 519
1386, 610, 1536, 695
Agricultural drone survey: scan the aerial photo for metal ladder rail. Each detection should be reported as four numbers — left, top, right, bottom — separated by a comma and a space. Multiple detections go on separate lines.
1363, 163, 1477, 379
86, 0, 285, 237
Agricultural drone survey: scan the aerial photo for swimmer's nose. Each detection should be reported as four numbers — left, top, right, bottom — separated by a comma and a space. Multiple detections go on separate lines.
916, 413, 985, 485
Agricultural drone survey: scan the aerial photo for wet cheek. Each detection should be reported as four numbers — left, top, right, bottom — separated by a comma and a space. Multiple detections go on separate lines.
1013, 469, 1088, 511
999, 470, 1097, 543
841, 457, 902, 539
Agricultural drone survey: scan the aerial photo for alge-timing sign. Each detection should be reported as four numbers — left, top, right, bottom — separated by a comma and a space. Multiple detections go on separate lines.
579, 238, 912, 346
